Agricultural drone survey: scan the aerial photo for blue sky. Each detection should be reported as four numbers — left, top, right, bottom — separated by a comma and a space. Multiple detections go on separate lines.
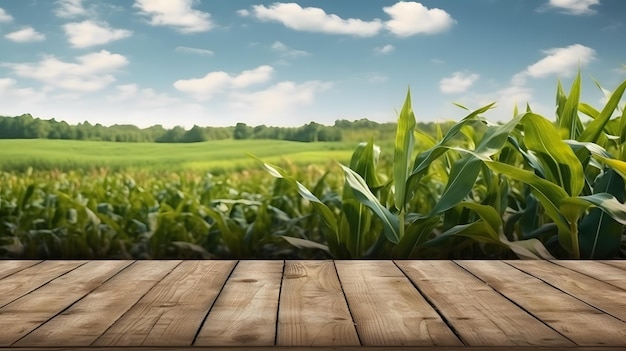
0, 0, 624, 128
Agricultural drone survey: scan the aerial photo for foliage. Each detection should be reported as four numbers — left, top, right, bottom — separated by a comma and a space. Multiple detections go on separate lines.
1, 73, 625, 259
259, 73, 626, 259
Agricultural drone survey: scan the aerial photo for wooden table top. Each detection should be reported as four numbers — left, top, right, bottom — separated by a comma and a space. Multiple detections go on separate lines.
0, 260, 625, 350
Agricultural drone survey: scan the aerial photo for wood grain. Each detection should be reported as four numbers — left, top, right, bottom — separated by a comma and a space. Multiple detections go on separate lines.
458, 260, 626, 346
14, 260, 181, 347
336, 260, 462, 347
0, 260, 41, 280
277, 260, 359, 346
507, 260, 626, 322
551, 260, 626, 291
0, 261, 131, 346
94, 260, 236, 347
600, 260, 626, 270
396, 260, 572, 347
0, 260, 85, 308
195, 260, 283, 347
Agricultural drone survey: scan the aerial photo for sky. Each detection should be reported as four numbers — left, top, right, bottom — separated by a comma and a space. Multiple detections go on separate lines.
0, 0, 624, 128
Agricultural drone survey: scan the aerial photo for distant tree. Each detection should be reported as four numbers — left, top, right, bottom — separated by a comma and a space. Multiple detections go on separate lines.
182, 125, 208, 143
155, 126, 186, 143
233, 122, 252, 140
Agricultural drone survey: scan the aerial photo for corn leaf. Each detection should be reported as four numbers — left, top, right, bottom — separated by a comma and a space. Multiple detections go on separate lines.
558, 71, 583, 140
427, 156, 482, 216
578, 169, 625, 258
394, 89, 416, 211
340, 164, 400, 244
579, 79, 626, 143
523, 113, 584, 196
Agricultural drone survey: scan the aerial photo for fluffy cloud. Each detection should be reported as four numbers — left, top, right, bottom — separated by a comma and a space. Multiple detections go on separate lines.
3, 50, 128, 92
175, 46, 214, 56
63, 20, 132, 48
134, 0, 213, 33
271, 41, 310, 58
55, 0, 88, 18
239, 2, 455, 37
239, 3, 383, 37
383, 2, 456, 36
4, 27, 46, 42
439, 72, 479, 94
174, 65, 274, 99
0, 7, 13, 22
228, 80, 333, 126
512, 44, 596, 85
374, 44, 395, 55
543, 0, 600, 15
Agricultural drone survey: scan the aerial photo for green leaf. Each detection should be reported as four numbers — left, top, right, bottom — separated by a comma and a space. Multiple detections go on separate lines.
340, 164, 400, 244
350, 140, 381, 189
579, 79, 626, 143
394, 89, 416, 211
558, 71, 583, 140
392, 216, 439, 258
523, 113, 584, 196
411, 103, 495, 177
281, 236, 331, 255
579, 170, 625, 258
427, 156, 482, 216
255, 157, 338, 236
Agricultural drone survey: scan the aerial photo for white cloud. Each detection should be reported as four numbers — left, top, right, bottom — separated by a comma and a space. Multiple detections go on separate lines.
4, 50, 128, 92
63, 20, 132, 48
55, 0, 88, 18
228, 81, 333, 126
271, 41, 310, 58
543, 0, 600, 15
383, 2, 456, 36
374, 44, 395, 55
134, 0, 213, 33
0, 78, 45, 100
241, 3, 383, 37
0, 7, 13, 22
175, 46, 214, 56
431, 58, 445, 64
512, 44, 596, 85
364, 72, 388, 83
107, 83, 179, 107
174, 65, 274, 99
439, 72, 479, 94
4, 27, 46, 42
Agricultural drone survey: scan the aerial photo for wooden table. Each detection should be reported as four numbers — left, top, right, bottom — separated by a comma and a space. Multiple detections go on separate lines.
0, 260, 625, 350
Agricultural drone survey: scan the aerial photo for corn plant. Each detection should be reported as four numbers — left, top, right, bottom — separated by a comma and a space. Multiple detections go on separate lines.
259, 73, 626, 259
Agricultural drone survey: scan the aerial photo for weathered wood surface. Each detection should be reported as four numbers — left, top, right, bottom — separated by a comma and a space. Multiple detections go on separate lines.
0, 260, 624, 350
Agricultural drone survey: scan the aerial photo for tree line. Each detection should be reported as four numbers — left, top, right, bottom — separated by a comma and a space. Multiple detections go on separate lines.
0, 113, 445, 143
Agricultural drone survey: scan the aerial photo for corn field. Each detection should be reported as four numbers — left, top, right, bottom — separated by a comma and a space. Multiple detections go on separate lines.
2, 73, 626, 259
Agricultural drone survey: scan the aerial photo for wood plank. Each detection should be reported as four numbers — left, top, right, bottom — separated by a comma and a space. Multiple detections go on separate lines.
396, 260, 573, 347
276, 260, 359, 347
507, 260, 626, 322
0, 261, 131, 346
6, 347, 626, 351
14, 260, 181, 347
93, 260, 236, 347
551, 260, 626, 291
195, 261, 283, 347
335, 260, 462, 347
458, 260, 626, 346
4, 347, 626, 351
601, 260, 626, 270
0, 260, 41, 280
0, 260, 86, 308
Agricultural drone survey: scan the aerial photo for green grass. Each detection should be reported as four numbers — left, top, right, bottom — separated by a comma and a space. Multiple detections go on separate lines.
0, 139, 371, 173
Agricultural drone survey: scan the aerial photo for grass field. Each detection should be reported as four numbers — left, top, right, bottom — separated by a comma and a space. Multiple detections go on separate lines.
0, 139, 390, 173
